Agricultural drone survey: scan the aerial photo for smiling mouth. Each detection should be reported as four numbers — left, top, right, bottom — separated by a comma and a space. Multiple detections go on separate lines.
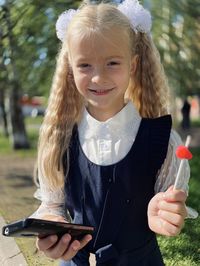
89, 88, 114, 95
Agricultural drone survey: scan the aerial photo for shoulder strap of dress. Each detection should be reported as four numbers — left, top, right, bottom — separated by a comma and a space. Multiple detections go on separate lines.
62, 124, 78, 174
142, 115, 172, 178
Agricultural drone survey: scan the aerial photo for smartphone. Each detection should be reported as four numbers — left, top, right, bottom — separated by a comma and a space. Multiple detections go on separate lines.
2, 218, 94, 240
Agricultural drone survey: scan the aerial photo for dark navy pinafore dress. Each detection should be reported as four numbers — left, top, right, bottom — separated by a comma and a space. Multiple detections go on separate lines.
60, 115, 172, 266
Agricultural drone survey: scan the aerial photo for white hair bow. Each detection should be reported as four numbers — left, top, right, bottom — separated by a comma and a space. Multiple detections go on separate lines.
118, 0, 152, 34
56, 0, 152, 42
56, 9, 78, 42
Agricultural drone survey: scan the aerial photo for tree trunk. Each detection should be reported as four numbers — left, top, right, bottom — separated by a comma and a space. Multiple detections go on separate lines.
9, 82, 30, 149
0, 89, 9, 137
4, 1, 30, 149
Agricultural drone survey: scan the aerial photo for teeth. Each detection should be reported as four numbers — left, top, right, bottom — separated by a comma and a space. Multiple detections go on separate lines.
90, 88, 112, 93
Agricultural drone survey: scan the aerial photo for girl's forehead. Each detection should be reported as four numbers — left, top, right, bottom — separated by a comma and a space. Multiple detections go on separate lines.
68, 28, 131, 59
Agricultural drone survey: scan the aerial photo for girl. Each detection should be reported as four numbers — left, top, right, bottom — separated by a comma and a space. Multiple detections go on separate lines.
34, 0, 192, 265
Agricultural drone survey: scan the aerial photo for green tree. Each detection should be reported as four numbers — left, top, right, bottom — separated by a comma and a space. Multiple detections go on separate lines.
0, 0, 80, 148
2, 1, 30, 148
150, 0, 200, 97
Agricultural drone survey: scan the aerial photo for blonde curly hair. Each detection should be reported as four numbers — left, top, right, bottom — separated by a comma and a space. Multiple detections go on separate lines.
37, 2, 170, 189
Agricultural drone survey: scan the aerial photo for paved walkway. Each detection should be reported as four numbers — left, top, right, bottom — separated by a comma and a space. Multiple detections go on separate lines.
0, 126, 199, 265
0, 216, 27, 266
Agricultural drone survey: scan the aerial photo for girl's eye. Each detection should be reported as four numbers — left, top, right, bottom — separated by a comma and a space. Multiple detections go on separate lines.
78, 63, 90, 68
108, 61, 120, 66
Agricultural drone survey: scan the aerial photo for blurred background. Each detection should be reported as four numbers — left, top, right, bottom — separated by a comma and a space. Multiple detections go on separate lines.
0, 0, 200, 266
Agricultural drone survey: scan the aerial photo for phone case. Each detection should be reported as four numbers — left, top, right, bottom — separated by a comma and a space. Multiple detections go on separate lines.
2, 218, 94, 239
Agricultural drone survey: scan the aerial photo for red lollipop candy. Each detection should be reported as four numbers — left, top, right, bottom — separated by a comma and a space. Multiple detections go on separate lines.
176, 145, 193, 160
174, 135, 192, 190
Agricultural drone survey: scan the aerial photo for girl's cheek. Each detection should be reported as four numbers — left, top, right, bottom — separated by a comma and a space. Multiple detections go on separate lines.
75, 73, 88, 82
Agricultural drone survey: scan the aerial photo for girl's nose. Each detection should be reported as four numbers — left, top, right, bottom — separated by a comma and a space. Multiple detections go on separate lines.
91, 68, 107, 85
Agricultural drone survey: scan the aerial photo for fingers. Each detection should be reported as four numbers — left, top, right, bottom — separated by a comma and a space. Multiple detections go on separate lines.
78, 234, 92, 249
147, 192, 165, 216
164, 187, 187, 203
158, 200, 187, 217
61, 234, 92, 261
45, 234, 72, 259
36, 234, 58, 251
158, 209, 185, 228
148, 188, 188, 237
159, 217, 182, 236
36, 234, 92, 261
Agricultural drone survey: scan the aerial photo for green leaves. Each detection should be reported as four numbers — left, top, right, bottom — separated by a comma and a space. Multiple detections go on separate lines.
149, 0, 200, 96
0, 0, 81, 97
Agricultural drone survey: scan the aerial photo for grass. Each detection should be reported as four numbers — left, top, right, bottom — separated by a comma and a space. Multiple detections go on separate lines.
0, 115, 42, 156
25, 115, 44, 126
191, 119, 200, 128
0, 117, 200, 265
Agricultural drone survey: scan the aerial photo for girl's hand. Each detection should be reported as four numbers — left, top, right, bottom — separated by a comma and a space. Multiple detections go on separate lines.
36, 215, 92, 260
36, 233, 92, 261
147, 186, 187, 236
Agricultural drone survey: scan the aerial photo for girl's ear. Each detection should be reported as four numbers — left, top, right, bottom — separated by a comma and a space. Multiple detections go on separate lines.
130, 55, 138, 75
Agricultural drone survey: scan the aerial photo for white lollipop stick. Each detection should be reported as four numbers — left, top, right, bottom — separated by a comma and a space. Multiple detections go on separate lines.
184, 135, 191, 148
174, 135, 191, 190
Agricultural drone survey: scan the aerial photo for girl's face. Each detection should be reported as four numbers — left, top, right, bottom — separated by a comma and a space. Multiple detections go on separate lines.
68, 29, 136, 121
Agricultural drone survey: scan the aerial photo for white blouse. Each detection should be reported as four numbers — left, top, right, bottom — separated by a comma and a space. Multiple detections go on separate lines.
32, 101, 198, 219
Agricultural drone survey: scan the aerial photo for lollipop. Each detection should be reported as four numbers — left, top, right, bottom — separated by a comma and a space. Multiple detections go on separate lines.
174, 135, 192, 190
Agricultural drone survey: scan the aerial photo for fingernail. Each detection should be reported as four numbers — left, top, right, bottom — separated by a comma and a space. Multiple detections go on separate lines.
63, 235, 71, 243
50, 235, 57, 242
86, 235, 92, 242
